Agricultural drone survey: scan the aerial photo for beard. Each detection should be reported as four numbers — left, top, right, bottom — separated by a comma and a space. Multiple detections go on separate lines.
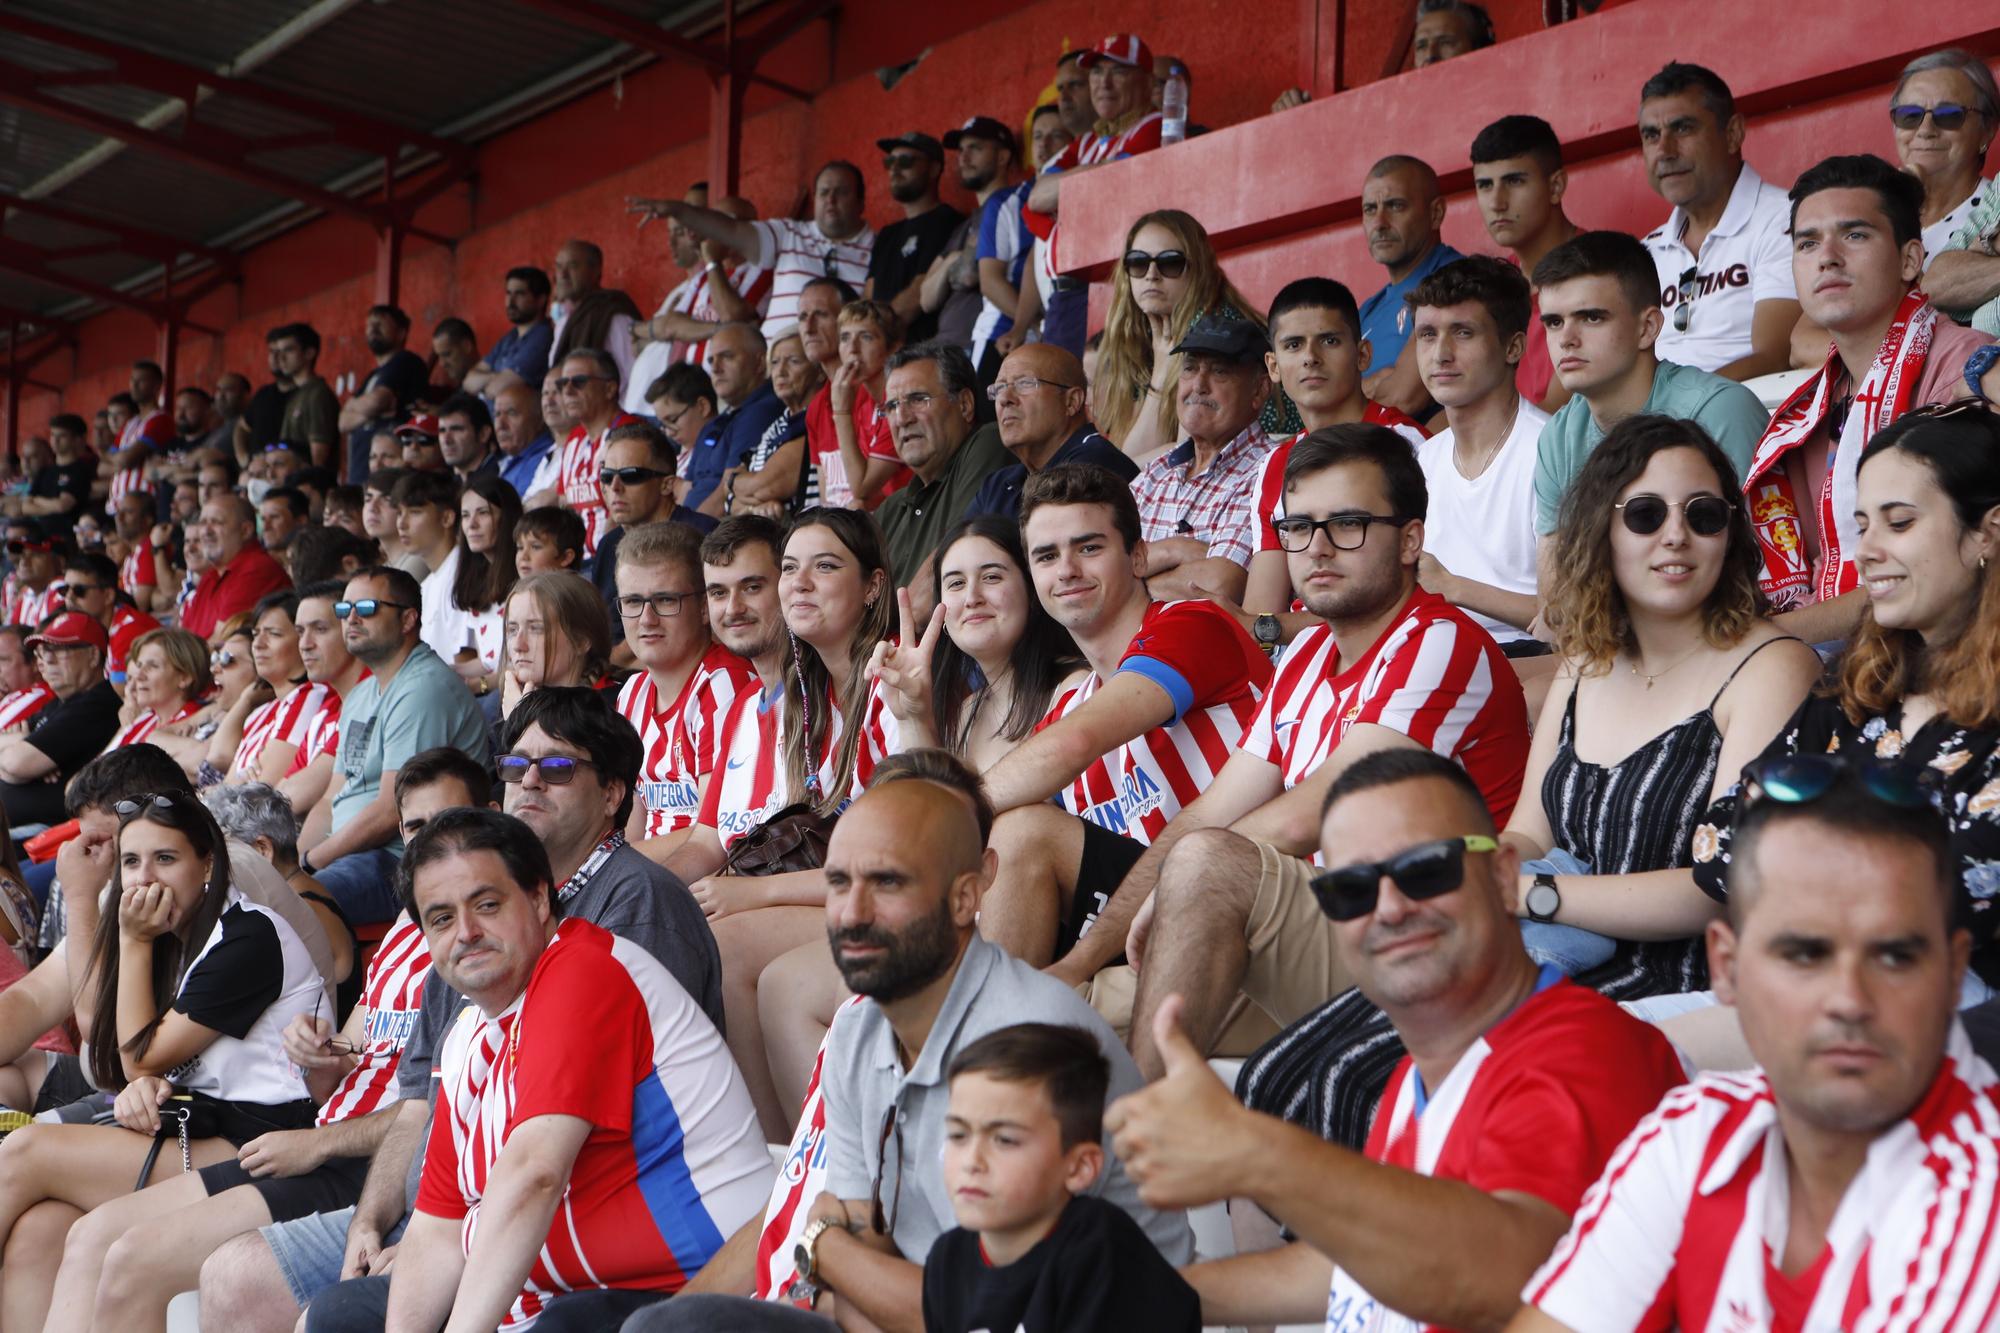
1298, 559, 1405, 623
364, 334, 396, 356
829, 895, 959, 1001
889, 176, 930, 205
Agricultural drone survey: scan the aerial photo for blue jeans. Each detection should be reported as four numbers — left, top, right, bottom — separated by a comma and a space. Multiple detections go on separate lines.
313, 847, 403, 926
1519, 850, 1618, 976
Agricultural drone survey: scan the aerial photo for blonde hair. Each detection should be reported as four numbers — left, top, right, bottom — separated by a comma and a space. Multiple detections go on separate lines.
1095, 209, 1262, 446
131, 627, 215, 703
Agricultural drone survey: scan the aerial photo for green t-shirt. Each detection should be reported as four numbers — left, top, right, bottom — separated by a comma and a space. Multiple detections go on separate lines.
330, 642, 490, 848
877, 422, 1013, 586
1533, 360, 1771, 535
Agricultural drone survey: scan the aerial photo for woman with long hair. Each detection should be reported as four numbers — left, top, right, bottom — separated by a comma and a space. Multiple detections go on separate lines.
452, 474, 522, 695
1095, 208, 1263, 461
1235, 415, 1820, 1149
0, 790, 321, 1331
485, 569, 618, 753
203, 591, 333, 788
112, 627, 216, 775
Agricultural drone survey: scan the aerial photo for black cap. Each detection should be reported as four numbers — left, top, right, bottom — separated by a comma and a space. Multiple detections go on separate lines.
1171, 311, 1269, 364
874, 132, 944, 163
942, 116, 1017, 153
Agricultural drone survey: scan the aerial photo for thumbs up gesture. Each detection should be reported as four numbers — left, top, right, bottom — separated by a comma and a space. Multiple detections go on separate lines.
1104, 994, 1258, 1209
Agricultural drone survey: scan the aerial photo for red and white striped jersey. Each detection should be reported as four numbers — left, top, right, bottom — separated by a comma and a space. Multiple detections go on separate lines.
286, 690, 348, 776
0, 682, 54, 733
1239, 594, 1532, 832
108, 465, 149, 509
1526, 1025, 2000, 1333
697, 682, 845, 848
120, 536, 156, 596
754, 997, 868, 1304
557, 414, 637, 558
6, 580, 64, 629
1029, 113, 1164, 271
108, 695, 205, 751
1326, 973, 1685, 1333
231, 681, 333, 779
616, 644, 757, 839
850, 674, 900, 800
315, 916, 432, 1126
1038, 600, 1271, 845
1254, 406, 1428, 554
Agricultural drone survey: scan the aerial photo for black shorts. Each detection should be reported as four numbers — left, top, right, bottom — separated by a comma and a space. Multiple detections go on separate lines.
1501, 638, 1554, 659
31, 1052, 98, 1117
199, 1152, 371, 1223
1060, 821, 1147, 961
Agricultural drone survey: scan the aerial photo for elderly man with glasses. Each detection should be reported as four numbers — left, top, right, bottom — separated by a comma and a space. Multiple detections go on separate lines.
871, 341, 1012, 590
300, 565, 487, 926
550, 348, 638, 561
0, 613, 121, 827
965, 342, 1132, 521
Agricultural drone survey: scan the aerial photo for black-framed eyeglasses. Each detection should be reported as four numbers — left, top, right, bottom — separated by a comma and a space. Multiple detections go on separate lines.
496, 754, 597, 785
1122, 249, 1188, 280
113, 793, 180, 820
1309, 835, 1500, 923
871, 1103, 904, 1236
553, 374, 610, 392
1890, 103, 1973, 132
599, 466, 670, 488
656, 401, 695, 430
1742, 754, 1942, 813
985, 376, 1081, 401
878, 391, 937, 417
333, 599, 408, 620
617, 591, 694, 619
1673, 265, 1700, 333
314, 992, 364, 1056
1270, 512, 1408, 553
1615, 493, 1733, 537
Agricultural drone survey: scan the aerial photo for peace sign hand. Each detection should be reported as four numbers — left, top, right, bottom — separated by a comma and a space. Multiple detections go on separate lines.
867, 587, 945, 730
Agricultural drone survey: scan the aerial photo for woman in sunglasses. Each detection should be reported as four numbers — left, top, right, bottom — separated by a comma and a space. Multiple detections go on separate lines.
1095, 208, 1262, 462
1691, 406, 2000, 1039
1888, 49, 1997, 267
1508, 414, 1818, 1001
204, 591, 333, 789
450, 474, 522, 698
0, 790, 322, 1330
110, 627, 219, 776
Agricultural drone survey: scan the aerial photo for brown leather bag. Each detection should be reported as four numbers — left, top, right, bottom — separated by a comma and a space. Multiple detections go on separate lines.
721, 802, 834, 876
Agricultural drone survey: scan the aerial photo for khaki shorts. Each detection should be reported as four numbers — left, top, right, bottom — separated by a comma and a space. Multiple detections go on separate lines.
1242, 838, 1353, 1029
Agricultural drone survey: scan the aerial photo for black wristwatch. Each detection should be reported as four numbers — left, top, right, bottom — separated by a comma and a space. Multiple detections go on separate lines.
1252, 613, 1281, 648
1526, 872, 1560, 923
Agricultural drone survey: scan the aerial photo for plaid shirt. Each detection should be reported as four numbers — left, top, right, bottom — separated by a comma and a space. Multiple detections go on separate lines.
1131, 422, 1273, 566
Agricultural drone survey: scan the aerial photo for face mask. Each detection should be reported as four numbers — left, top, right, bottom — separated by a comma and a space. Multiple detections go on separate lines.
244, 478, 273, 506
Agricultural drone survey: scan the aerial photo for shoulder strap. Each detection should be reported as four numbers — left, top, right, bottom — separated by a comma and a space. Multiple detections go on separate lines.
1709, 635, 1808, 712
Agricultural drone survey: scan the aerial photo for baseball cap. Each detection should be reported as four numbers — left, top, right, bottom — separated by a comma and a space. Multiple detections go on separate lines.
942, 116, 1018, 154
394, 413, 440, 441
27, 612, 108, 654
1076, 34, 1153, 71
1172, 311, 1270, 364
874, 132, 944, 163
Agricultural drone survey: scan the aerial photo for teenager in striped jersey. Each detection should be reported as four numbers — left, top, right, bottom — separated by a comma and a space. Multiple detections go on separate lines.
1517, 761, 2000, 1332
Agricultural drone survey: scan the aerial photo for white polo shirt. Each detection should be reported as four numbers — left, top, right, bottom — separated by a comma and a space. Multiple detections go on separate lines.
1644, 162, 1796, 373
1415, 400, 1548, 644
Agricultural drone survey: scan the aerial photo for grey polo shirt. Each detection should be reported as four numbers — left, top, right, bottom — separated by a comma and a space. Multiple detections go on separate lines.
821, 934, 1193, 1265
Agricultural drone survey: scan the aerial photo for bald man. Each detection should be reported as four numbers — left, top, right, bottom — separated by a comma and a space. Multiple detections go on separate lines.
181, 492, 292, 639
964, 343, 1138, 519
625, 751, 1190, 1333
1356, 154, 1463, 418
550, 238, 642, 388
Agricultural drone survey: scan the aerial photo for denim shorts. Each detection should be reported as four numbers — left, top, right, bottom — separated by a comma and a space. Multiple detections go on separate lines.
262, 1205, 408, 1308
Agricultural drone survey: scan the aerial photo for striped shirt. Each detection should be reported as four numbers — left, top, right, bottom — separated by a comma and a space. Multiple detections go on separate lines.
6, 581, 63, 629
1254, 405, 1428, 554
0, 682, 54, 732
1029, 112, 1164, 272
697, 682, 845, 848
287, 694, 346, 776
121, 536, 156, 595
1040, 600, 1270, 845
1526, 1025, 2000, 1332
557, 414, 638, 558
617, 643, 758, 839
754, 999, 867, 1304
415, 920, 771, 1329
108, 465, 149, 509
1242, 594, 1532, 831
108, 695, 206, 751
230, 681, 333, 779
315, 916, 431, 1126
749, 218, 876, 343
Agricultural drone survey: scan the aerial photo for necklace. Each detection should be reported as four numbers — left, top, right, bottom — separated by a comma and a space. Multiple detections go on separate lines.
1629, 644, 1703, 690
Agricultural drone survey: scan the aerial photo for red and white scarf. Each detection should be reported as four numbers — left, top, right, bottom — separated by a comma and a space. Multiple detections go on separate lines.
1742, 288, 1936, 610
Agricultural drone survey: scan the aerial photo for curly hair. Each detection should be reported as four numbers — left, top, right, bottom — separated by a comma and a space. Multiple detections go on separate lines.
1095, 209, 1262, 446
1542, 414, 1763, 672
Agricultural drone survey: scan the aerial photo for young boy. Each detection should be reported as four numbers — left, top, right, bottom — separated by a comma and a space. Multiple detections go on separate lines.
923, 1023, 1199, 1332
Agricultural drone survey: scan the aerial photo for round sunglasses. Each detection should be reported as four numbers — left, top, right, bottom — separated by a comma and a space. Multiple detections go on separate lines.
1614, 493, 1732, 537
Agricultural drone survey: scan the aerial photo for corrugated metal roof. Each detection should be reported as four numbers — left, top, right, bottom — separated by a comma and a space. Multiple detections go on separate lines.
0, 0, 765, 336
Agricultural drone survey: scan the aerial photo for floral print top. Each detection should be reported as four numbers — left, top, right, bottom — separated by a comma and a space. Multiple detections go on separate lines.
1693, 692, 2000, 980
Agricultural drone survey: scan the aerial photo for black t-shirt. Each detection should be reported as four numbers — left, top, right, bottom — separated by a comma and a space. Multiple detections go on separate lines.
30, 460, 95, 536
921, 1194, 1201, 1333
868, 204, 967, 344
344, 348, 430, 484
25, 679, 121, 777
244, 382, 287, 452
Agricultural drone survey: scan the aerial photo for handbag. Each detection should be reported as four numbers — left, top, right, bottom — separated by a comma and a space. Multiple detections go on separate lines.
130, 1090, 298, 1188
722, 802, 833, 877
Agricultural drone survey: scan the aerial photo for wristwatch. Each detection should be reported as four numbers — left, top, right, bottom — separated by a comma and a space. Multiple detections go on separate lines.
1526, 872, 1561, 923
1252, 613, 1281, 648
793, 1216, 839, 1290
1965, 344, 2000, 403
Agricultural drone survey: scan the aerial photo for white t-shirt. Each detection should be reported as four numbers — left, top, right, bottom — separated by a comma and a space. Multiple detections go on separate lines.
1643, 162, 1796, 373
1924, 177, 1991, 269
1416, 399, 1548, 644
750, 218, 875, 343
418, 546, 475, 665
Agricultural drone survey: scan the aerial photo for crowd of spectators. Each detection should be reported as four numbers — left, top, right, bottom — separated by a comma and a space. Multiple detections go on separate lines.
0, 9, 1995, 1331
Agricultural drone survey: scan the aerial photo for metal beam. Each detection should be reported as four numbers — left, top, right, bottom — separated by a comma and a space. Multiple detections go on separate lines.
0, 238, 166, 320
0, 192, 236, 269
0, 302, 75, 339
0, 10, 472, 170
738, 0, 840, 60
509, 0, 816, 101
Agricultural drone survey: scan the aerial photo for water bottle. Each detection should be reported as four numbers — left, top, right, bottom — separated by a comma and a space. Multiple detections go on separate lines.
1161, 69, 1188, 145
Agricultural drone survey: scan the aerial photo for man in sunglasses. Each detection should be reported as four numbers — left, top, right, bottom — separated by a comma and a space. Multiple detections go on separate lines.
1532, 231, 1770, 577
392, 413, 446, 474
552, 347, 639, 561
1516, 761, 2000, 1331
1122, 426, 1529, 1078
62, 550, 156, 691
303, 565, 488, 925
181, 493, 292, 641
1636, 63, 1798, 381
1744, 153, 2000, 648
862, 131, 962, 345
1108, 748, 1683, 1331
592, 421, 718, 666
1, 524, 66, 630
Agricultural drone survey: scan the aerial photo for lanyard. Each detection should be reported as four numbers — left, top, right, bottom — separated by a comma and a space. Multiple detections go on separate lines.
555, 831, 624, 906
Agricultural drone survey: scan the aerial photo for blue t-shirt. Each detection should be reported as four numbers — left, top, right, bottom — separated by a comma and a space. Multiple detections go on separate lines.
1357, 242, 1464, 370
683, 381, 786, 510
497, 430, 555, 498
485, 319, 554, 391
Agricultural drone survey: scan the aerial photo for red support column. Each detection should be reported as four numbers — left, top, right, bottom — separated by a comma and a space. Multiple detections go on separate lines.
156, 256, 179, 399
708, 0, 744, 196
4, 324, 18, 471
1296, 0, 1346, 98
375, 224, 404, 309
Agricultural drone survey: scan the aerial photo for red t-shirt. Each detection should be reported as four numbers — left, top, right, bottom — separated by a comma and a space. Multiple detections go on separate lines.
804, 382, 907, 509
180, 545, 291, 641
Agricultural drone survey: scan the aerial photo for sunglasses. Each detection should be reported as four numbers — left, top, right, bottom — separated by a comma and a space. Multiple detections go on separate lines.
1890, 103, 1973, 131
64, 583, 107, 597
599, 466, 669, 488
882, 153, 925, 170
113, 793, 181, 819
210, 650, 241, 670
1743, 754, 1941, 813
1673, 265, 1700, 333
1310, 836, 1499, 922
5, 540, 55, 555
1122, 249, 1188, 280
333, 599, 408, 620
871, 1104, 904, 1236
1614, 493, 1733, 537
552, 373, 609, 392
496, 754, 596, 785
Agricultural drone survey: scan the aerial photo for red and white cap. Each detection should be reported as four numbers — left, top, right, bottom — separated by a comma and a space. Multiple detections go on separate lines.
27, 611, 108, 654
1077, 34, 1153, 71
393, 412, 441, 441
